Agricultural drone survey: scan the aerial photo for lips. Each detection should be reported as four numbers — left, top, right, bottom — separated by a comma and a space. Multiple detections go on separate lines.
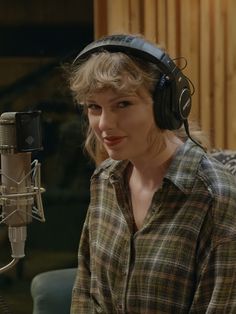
103, 136, 126, 147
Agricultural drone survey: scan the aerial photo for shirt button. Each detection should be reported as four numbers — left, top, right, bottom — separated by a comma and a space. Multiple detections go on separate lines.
110, 174, 117, 183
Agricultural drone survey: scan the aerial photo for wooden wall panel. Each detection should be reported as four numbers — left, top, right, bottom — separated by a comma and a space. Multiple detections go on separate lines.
107, 0, 130, 34
129, 0, 142, 34
212, 0, 226, 148
156, 0, 167, 48
166, 0, 178, 57
199, 0, 211, 140
227, 0, 236, 148
180, 0, 200, 122
94, 0, 236, 149
94, 0, 108, 38
143, 0, 157, 42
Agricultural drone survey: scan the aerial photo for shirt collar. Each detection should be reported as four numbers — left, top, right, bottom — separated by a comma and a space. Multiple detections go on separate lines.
93, 139, 205, 193
164, 139, 205, 193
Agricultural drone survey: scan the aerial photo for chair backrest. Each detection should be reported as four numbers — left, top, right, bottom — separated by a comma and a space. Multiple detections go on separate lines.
211, 150, 236, 176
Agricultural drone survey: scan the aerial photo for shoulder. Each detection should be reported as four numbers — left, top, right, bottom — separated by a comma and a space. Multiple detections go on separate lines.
199, 153, 236, 240
199, 152, 236, 197
169, 140, 236, 196
169, 141, 236, 238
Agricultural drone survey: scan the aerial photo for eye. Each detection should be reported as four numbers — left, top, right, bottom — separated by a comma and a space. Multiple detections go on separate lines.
87, 103, 102, 113
117, 101, 131, 108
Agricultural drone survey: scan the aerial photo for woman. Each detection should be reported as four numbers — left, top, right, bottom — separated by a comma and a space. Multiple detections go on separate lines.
69, 34, 236, 313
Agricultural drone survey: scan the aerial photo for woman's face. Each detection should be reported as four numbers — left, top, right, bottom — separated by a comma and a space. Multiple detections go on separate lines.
86, 87, 162, 162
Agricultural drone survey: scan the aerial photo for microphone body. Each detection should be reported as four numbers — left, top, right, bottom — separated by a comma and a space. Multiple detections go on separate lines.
0, 111, 45, 270
1, 152, 32, 227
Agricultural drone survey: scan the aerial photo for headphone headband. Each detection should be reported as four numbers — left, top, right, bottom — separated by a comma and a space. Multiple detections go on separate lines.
75, 35, 179, 79
74, 34, 192, 130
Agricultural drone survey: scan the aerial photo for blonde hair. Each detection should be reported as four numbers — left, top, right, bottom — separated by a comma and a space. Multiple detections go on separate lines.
68, 50, 209, 164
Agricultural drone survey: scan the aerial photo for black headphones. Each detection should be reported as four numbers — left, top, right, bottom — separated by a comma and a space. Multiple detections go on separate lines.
74, 34, 192, 130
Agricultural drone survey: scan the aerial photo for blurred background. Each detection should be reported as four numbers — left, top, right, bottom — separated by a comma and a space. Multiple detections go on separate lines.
0, 1, 94, 313
0, 0, 236, 313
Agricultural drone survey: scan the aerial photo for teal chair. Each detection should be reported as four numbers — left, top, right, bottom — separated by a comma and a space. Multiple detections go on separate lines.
31, 268, 76, 314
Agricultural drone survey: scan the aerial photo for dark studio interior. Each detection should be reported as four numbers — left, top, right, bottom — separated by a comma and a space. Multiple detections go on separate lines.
0, 1, 94, 313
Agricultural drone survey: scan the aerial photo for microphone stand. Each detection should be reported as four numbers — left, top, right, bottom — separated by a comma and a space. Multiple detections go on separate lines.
0, 258, 19, 274
0, 160, 45, 274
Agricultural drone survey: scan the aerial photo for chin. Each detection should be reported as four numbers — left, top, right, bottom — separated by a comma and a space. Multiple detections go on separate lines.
106, 150, 127, 161
108, 154, 125, 161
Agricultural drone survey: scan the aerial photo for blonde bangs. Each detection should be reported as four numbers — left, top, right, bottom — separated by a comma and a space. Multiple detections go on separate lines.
69, 51, 158, 104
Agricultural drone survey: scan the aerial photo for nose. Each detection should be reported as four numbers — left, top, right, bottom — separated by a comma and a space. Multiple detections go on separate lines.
98, 109, 116, 132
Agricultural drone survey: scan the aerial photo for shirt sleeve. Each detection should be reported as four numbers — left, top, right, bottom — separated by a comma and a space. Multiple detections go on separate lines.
189, 239, 236, 313
70, 209, 94, 314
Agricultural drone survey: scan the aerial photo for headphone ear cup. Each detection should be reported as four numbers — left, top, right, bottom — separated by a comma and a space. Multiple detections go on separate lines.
153, 75, 183, 130
153, 85, 169, 129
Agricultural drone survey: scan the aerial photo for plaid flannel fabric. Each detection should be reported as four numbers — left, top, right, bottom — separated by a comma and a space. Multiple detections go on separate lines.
71, 140, 236, 313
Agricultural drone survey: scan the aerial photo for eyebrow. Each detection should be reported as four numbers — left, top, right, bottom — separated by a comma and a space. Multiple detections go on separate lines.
87, 92, 138, 103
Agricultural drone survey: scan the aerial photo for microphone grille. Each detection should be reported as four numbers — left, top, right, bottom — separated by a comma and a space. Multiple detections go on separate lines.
0, 112, 17, 154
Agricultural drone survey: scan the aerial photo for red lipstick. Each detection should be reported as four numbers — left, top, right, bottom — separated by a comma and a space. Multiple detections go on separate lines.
103, 136, 125, 147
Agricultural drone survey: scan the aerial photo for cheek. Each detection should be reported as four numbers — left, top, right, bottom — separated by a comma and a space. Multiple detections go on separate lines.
129, 115, 161, 146
87, 117, 102, 144
126, 112, 156, 135
88, 115, 99, 132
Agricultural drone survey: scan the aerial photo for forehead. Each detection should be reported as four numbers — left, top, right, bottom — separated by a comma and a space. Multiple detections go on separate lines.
87, 86, 152, 102
88, 88, 134, 98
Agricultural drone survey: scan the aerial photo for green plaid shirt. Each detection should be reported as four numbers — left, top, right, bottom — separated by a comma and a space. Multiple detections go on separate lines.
71, 140, 236, 313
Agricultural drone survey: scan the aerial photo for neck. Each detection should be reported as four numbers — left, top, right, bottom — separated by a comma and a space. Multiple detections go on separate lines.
129, 133, 183, 190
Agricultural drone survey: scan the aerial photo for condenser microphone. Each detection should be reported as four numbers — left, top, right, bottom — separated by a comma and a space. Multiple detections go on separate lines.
0, 111, 45, 273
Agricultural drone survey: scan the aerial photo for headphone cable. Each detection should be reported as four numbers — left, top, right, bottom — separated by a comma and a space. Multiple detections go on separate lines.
183, 120, 206, 151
